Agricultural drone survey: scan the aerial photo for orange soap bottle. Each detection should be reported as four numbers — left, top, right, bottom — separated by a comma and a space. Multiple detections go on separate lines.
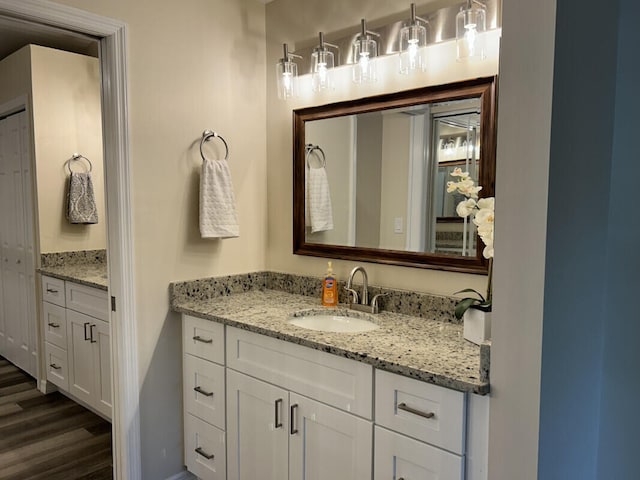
322, 261, 338, 307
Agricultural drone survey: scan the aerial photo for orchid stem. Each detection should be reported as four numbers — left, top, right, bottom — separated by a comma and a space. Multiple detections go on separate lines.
486, 257, 493, 305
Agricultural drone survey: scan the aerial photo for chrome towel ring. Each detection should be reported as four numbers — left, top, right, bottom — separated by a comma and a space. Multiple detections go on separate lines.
200, 130, 229, 162
66, 153, 93, 174
305, 143, 326, 169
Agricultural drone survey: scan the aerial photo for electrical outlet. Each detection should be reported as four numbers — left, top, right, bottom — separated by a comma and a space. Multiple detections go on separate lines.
394, 217, 403, 234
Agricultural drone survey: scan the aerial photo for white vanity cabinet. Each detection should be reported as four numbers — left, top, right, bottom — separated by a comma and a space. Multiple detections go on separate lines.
225, 326, 373, 480
41, 275, 111, 419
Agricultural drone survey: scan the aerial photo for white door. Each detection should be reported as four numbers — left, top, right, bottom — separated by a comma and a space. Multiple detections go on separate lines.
0, 110, 36, 375
92, 318, 112, 418
289, 393, 373, 480
67, 309, 96, 406
226, 369, 289, 480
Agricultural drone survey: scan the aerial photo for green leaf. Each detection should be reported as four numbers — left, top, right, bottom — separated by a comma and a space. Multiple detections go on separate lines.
453, 288, 486, 303
454, 297, 480, 320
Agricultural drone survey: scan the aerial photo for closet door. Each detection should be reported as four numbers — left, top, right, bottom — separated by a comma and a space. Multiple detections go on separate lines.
0, 110, 36, 375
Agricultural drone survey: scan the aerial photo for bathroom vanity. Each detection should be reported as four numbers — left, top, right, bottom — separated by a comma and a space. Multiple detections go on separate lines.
172, 273, 490, 480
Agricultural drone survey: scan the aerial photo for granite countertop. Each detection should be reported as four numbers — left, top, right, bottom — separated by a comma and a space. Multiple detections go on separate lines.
38, 262, 108, 291
173, 289, 490, 395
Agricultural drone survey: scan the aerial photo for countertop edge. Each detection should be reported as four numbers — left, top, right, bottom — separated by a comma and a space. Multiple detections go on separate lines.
174, 305, 490, 395
37, 268, 109, 291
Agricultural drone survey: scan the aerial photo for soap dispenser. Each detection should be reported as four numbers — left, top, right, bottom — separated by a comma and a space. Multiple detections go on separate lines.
322, 261, 338, 307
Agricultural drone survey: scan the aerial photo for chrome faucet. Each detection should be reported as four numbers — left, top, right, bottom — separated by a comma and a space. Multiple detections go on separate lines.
345, 266, 387, 314
346, 266, 369, 306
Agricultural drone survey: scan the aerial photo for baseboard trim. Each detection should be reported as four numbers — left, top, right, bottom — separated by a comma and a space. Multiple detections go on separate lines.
165, 470, 196, 480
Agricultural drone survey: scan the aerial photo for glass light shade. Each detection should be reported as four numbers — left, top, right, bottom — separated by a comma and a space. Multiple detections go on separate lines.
276, 60, 298, 100
311, 49, 335, 92
399, 23, 427, 74
456, 5, 486, 61
352, 37, 378, 84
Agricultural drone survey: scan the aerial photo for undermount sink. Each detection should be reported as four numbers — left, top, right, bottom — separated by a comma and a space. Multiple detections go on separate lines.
288, 311, 379, 333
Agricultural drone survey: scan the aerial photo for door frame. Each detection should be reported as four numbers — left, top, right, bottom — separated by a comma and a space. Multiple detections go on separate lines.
0, 0, 140, 478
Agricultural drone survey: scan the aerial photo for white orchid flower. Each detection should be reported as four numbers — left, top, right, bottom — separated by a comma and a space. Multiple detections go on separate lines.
450, 167, 469, 178
482, 245, 494, 259
456, 198, 477, 217
446, 181, 458, 193
474, 208, 494, 226
477, 197, 495, 210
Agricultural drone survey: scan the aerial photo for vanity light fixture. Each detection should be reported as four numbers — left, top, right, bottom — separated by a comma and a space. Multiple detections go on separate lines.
352, 18, 380, 84
456, 0, 487, 61
398, 3, 428, 74
276, 43, 302, 100
311, 32, 339, 92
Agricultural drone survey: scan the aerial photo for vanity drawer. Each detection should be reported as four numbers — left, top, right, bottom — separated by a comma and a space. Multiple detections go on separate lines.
44, 342, 69, 391
43, 302, 67, 349
184, 354, 225, 429
374, 426, 463, 480
42, 276, 66, 307
65, 282, 109, 321
183, 315, 225, 365
375, 369, 465, 454
184, 413, 226, 480
227, 326, 373, 419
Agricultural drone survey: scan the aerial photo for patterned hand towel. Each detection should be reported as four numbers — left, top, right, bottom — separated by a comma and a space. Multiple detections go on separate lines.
305, 165, 333, 233
199, 159, 239, 238
66, 172, 98, 224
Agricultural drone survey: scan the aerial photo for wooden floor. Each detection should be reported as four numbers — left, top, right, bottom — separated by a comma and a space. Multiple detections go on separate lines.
0, 356, 113, 479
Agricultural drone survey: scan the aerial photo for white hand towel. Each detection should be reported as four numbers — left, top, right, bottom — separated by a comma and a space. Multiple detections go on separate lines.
199, 159, 239, 238
305, 165, 333, 233
66, 172, 98, 224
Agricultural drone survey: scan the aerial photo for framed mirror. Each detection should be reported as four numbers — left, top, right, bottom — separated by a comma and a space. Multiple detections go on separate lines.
293, 77, 496, 273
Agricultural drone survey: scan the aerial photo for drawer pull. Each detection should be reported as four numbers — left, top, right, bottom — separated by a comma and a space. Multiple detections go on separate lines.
50, 363, 62, 370
90, 324, 97, 343
275, 398, 283, 428
290, 403, 299, 435
195, 447, 214, 460
48, 322, 61, 328
397, 402, 435, 419
84, 322, 90, 341
194, 386, 214, 397
46, 288, 59, 294
193, 335, 213, 344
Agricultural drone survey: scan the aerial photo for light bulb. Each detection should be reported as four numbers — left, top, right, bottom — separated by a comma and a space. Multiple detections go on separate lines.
464, 24, 478, 57
408, 40, 419, 69
282, 72, 292, 94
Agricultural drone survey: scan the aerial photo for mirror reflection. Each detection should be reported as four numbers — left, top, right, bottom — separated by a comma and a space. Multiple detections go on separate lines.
293, 77, 496, 273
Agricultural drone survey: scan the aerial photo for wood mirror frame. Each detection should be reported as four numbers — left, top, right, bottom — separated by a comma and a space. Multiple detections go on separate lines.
293, 76, 497, 274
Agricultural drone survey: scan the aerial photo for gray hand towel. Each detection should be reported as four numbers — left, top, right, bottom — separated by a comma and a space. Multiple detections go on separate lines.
66, 172, 98, 224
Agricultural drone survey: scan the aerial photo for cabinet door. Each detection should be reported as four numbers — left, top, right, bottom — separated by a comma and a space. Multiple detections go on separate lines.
226, 369, 289, 480
289, 393, 372, 480
67, 309, 96, 405
92, 319, 112, 419
374, 426, 463, 480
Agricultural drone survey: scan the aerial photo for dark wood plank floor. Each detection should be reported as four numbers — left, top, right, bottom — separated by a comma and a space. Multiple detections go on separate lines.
0, 356, 113, 479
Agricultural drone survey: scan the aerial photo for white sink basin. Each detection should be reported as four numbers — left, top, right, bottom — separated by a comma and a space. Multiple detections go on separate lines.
288, 312, 379, 333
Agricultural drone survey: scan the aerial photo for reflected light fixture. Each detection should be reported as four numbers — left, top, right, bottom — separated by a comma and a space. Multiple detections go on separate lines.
311, 32, 339, 92
399, 3, 428, 74
456, 0, 486, 61
352, 19, 380, 84
276, 43, 302, 100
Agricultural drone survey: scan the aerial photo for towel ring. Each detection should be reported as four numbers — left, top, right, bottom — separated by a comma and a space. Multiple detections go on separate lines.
66, 153, 93, 174
305, 144, 326, 169
200, 130, 229, 162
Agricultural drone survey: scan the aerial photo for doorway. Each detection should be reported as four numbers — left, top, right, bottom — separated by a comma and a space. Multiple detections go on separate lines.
0, 1, 139, 478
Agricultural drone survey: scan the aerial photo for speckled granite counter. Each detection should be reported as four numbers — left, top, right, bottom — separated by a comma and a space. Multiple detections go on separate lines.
38, 250, 108, 290
171, 273, 490, 395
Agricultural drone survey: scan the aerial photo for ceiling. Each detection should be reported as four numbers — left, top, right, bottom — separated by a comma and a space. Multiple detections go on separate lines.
0, 15, 99, 61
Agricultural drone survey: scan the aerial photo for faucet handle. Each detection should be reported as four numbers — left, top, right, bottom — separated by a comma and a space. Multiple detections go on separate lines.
344, 287, 359, 305
370, 293, 389, 314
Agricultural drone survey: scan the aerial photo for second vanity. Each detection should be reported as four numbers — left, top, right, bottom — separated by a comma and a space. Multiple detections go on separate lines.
171, 272, 490, 480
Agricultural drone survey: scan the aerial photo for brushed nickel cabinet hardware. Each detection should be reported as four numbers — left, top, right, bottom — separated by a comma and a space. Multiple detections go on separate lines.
48, 322, 60, 328
290, 403, 299, 435
193, 335, 213, 344
50, 363, 61, 370
275, 398, 283, 428
46, 288, 58, 293
195, 447, 214, 460
83, 322, 90, 341
194, 386, 213, 397
397, 402, 435, 419
90, 324, 97, 343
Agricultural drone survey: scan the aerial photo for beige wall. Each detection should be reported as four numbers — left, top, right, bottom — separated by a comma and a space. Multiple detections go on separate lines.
0, 47, 31, 109
266, 0, 499, 295
48, 0, 267, 478
30, 45, 106, 253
